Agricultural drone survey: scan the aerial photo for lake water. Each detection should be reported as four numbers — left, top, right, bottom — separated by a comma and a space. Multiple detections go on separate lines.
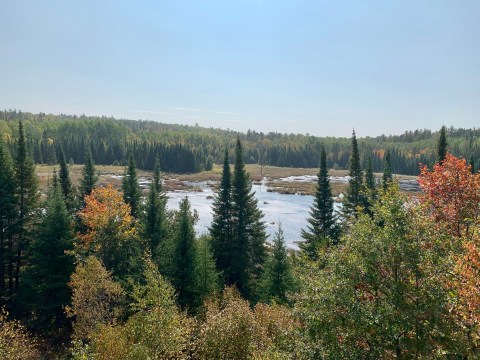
166, 181, 342, 249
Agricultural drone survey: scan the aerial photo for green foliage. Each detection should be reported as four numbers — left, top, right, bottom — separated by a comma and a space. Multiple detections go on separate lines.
0, 138, 16, 301
343, 130, 364, 219
382, 149, 393, 189
122, 154, 141, 218
295, 185, 457, 359
21, 179, 74, 331
231, 138, 267, 300
57, 146, 76, 212
194, 235, 220, 307
80, 149, 98, 198
437, 125, 448, 162
260, 225, 296, 305
210, 148, 232, 282
170, 198, 198, 311
300, 145, 339, 258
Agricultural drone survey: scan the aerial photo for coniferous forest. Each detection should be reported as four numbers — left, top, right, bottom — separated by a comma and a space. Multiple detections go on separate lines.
1, 109, 480, 175
0, 117, 479, 359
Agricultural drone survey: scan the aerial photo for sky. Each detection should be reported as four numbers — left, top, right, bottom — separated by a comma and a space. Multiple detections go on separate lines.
0, 1, 479, 137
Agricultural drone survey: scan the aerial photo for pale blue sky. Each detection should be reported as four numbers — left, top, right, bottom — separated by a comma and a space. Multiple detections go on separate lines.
0, 1, 479, 137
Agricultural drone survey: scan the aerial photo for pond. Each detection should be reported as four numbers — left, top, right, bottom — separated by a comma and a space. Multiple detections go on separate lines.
166, 180, 342, 249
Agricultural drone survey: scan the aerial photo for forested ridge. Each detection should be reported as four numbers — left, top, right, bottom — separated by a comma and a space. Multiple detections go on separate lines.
1, 109, 479, 174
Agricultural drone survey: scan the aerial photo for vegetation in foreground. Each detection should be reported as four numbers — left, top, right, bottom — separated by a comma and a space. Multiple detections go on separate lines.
0, 122, 479, 359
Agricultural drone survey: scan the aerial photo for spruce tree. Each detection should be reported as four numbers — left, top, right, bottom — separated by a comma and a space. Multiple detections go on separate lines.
57, 147, 75, 211
363, 157, 377, 217
153, 157, 163, 193
260, 224, 295, 305
171, 197, 197, 310
194, 235, 220, 308
382, 149, 393, 189
0, 137, 16, 299
80, 148, 98, 198
209, 148, 232, 281
344, 130, 363, 219
122, 154, 142, 218
14, 121, 39, 290
470, 156, 475, 174
230, 138, 267, 300
141, 176, 169, 266
437, 125, 448, 163
21, 177, 74, 330
300, 145, 339, 259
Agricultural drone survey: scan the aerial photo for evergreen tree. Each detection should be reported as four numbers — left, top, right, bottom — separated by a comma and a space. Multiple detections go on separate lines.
382, 149, 393, 189
194, 235, 220, 308
470, 156, 475, 174
300, 145, 339, 259
80, 148, 98, 198
260, 224, 295, 305
57, 147, 75, 211
437, 125, 448, 163
363, 157, 377, 217
209, 149, 232, 281
344, 130, 363, 219
0, 137, 16, 300
21, 177, 74, 330
13, 121, 39, 290
141, 176, 169, 267
170, 197, 197, 311
153, 157, 163, 193
122, 154, 142, 218
230, 138, 267, 300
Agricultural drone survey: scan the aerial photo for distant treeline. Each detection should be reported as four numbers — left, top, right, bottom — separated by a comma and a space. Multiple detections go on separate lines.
1, 109, 478, 174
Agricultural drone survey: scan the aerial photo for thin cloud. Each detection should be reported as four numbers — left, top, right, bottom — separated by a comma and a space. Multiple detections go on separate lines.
209, 110, 238, 115
129, 110, 172, 116
173, 107, 203, 112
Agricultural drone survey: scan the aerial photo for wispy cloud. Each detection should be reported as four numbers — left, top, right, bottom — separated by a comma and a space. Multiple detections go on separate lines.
209, 110, 238, 115
128, 110, 172, 116
173, 107, 238, 116
173, 107, 203, 112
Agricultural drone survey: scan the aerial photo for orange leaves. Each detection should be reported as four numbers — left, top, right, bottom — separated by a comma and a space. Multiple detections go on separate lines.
418, 154, 480, 238
77, 185, 136, 252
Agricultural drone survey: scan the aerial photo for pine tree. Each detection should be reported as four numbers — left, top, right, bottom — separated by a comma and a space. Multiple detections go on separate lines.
171, 197, 197, 310
153, 157, 163, 193
141, 176, 169, 266
382, 149, 393, 189
344, 130, 363, 219
470, 156, 475, 174
363, 157, 377, 217
209, 148, 232, 281
300, 145, 339, 259
122, 154, 142, 218
230, 138, 267, 300
57, 147, 75, 211
21, 177, 74, 330
261, 224, 295, 305
0, 137, 17, 300
14, 121, 39, 290
437, 125, 448, 163
194, 235, 220, 308
81, 148, 98, 198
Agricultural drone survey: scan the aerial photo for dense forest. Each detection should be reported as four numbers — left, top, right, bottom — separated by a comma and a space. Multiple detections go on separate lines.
1, 109, 479, 174
1, 120, 480, 359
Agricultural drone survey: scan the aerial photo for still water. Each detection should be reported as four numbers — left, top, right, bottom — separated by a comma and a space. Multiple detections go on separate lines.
166, 181, 341, 249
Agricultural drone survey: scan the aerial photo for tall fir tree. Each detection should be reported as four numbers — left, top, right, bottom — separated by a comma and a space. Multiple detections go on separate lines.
363, 157, 377, 217
343, 130, 363, 219
0, 137, 17, 300
437, 125, 448, 163
209, 148, 232, 281
382, 149, 393, 189
194, 235, 220, 309
14, 121, 39, 290
80, 148, 98, 198
469, 156, 475, 174
21, 176, 74, 331
171, 197, 197, 311
141, 174, 169, 266
153, 157, 163, 193
260, 224, 296, 305
57, 147, 75, 211
230, 138, 267, 300
122, 154, 142, 218
300, 145, 339, 259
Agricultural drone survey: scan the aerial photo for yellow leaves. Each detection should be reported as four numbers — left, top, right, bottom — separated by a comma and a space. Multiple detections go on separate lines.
77, 185, 136, 252
0, 308, 40, 360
